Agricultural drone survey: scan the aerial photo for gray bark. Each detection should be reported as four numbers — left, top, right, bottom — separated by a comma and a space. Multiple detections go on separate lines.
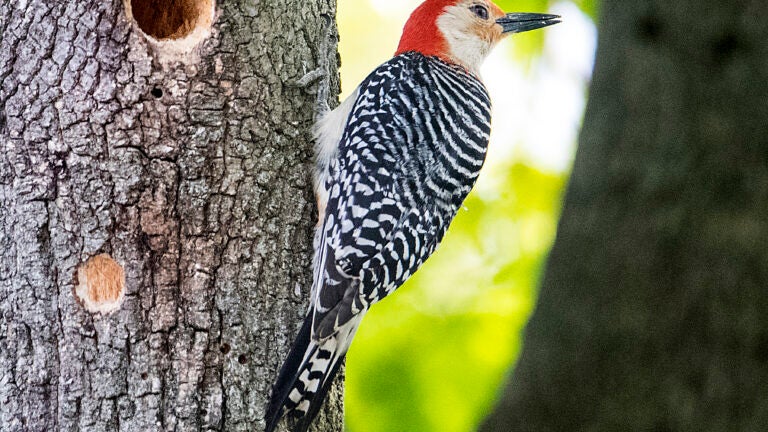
481, 1, 768, 431
0, 0, 342, 431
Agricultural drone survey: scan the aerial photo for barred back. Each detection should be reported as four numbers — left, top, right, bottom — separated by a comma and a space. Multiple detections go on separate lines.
316, 51, 492, 332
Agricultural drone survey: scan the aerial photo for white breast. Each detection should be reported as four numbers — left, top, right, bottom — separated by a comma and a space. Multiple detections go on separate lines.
313, 86, 360, 222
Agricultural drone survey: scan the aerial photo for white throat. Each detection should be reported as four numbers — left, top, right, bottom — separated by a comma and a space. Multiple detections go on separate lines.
436, 5, 493, 74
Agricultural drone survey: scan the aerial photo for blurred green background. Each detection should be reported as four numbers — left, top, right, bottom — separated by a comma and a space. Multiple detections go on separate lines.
337, 1, 598, 431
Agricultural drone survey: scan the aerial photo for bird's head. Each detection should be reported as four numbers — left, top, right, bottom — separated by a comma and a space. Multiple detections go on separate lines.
396, 0, 560, 73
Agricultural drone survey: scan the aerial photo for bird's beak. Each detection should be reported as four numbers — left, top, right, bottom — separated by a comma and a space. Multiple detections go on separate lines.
496, 13, 561, 34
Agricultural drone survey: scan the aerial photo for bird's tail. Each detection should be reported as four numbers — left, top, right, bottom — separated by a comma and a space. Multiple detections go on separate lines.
265, 310, 361, 432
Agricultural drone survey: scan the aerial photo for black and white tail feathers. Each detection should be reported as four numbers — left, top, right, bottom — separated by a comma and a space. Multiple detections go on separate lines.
265, 310, 360, 432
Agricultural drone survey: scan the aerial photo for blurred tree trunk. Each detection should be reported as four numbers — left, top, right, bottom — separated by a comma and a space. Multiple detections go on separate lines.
0, 0, 341, 431
482, 1, 768, 431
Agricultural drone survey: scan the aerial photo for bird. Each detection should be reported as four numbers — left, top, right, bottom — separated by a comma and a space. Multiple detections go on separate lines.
264, 1, 560, 431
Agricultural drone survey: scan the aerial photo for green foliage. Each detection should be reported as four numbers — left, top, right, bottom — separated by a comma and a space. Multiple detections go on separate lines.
495, 0, 551, 61
572, 0, 600, 20
495, 0, 599, 20
495, 0, 598, 62
345, 163, 566, 432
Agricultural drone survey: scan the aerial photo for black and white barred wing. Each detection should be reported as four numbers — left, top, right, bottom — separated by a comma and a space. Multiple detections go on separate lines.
312, 53, 492, 339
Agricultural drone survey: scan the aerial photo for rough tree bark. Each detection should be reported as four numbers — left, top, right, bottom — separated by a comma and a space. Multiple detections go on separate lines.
0, 0, 342, 431
482, 1, 768, 431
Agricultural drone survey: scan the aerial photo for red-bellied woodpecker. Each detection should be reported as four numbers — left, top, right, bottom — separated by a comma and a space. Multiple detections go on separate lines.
265, 1, 559, 431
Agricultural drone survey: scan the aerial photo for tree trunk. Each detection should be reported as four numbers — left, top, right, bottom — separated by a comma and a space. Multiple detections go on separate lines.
0, 0, 342, 431
482, 1, 768, 431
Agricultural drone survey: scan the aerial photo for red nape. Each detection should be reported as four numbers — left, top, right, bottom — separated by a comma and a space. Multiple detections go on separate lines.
395, 0, 456, 61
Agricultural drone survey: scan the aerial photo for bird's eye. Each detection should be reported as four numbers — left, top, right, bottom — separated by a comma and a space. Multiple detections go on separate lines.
469, 4, 489, 20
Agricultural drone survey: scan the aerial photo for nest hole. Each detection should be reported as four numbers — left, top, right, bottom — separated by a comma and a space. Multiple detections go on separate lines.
128, 0, 214, 40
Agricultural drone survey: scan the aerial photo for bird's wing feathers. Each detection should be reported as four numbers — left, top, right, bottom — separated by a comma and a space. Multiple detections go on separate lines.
311, 54, 488, 339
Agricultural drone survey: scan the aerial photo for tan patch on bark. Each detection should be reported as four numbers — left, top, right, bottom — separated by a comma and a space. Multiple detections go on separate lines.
75, 254, 126, 315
